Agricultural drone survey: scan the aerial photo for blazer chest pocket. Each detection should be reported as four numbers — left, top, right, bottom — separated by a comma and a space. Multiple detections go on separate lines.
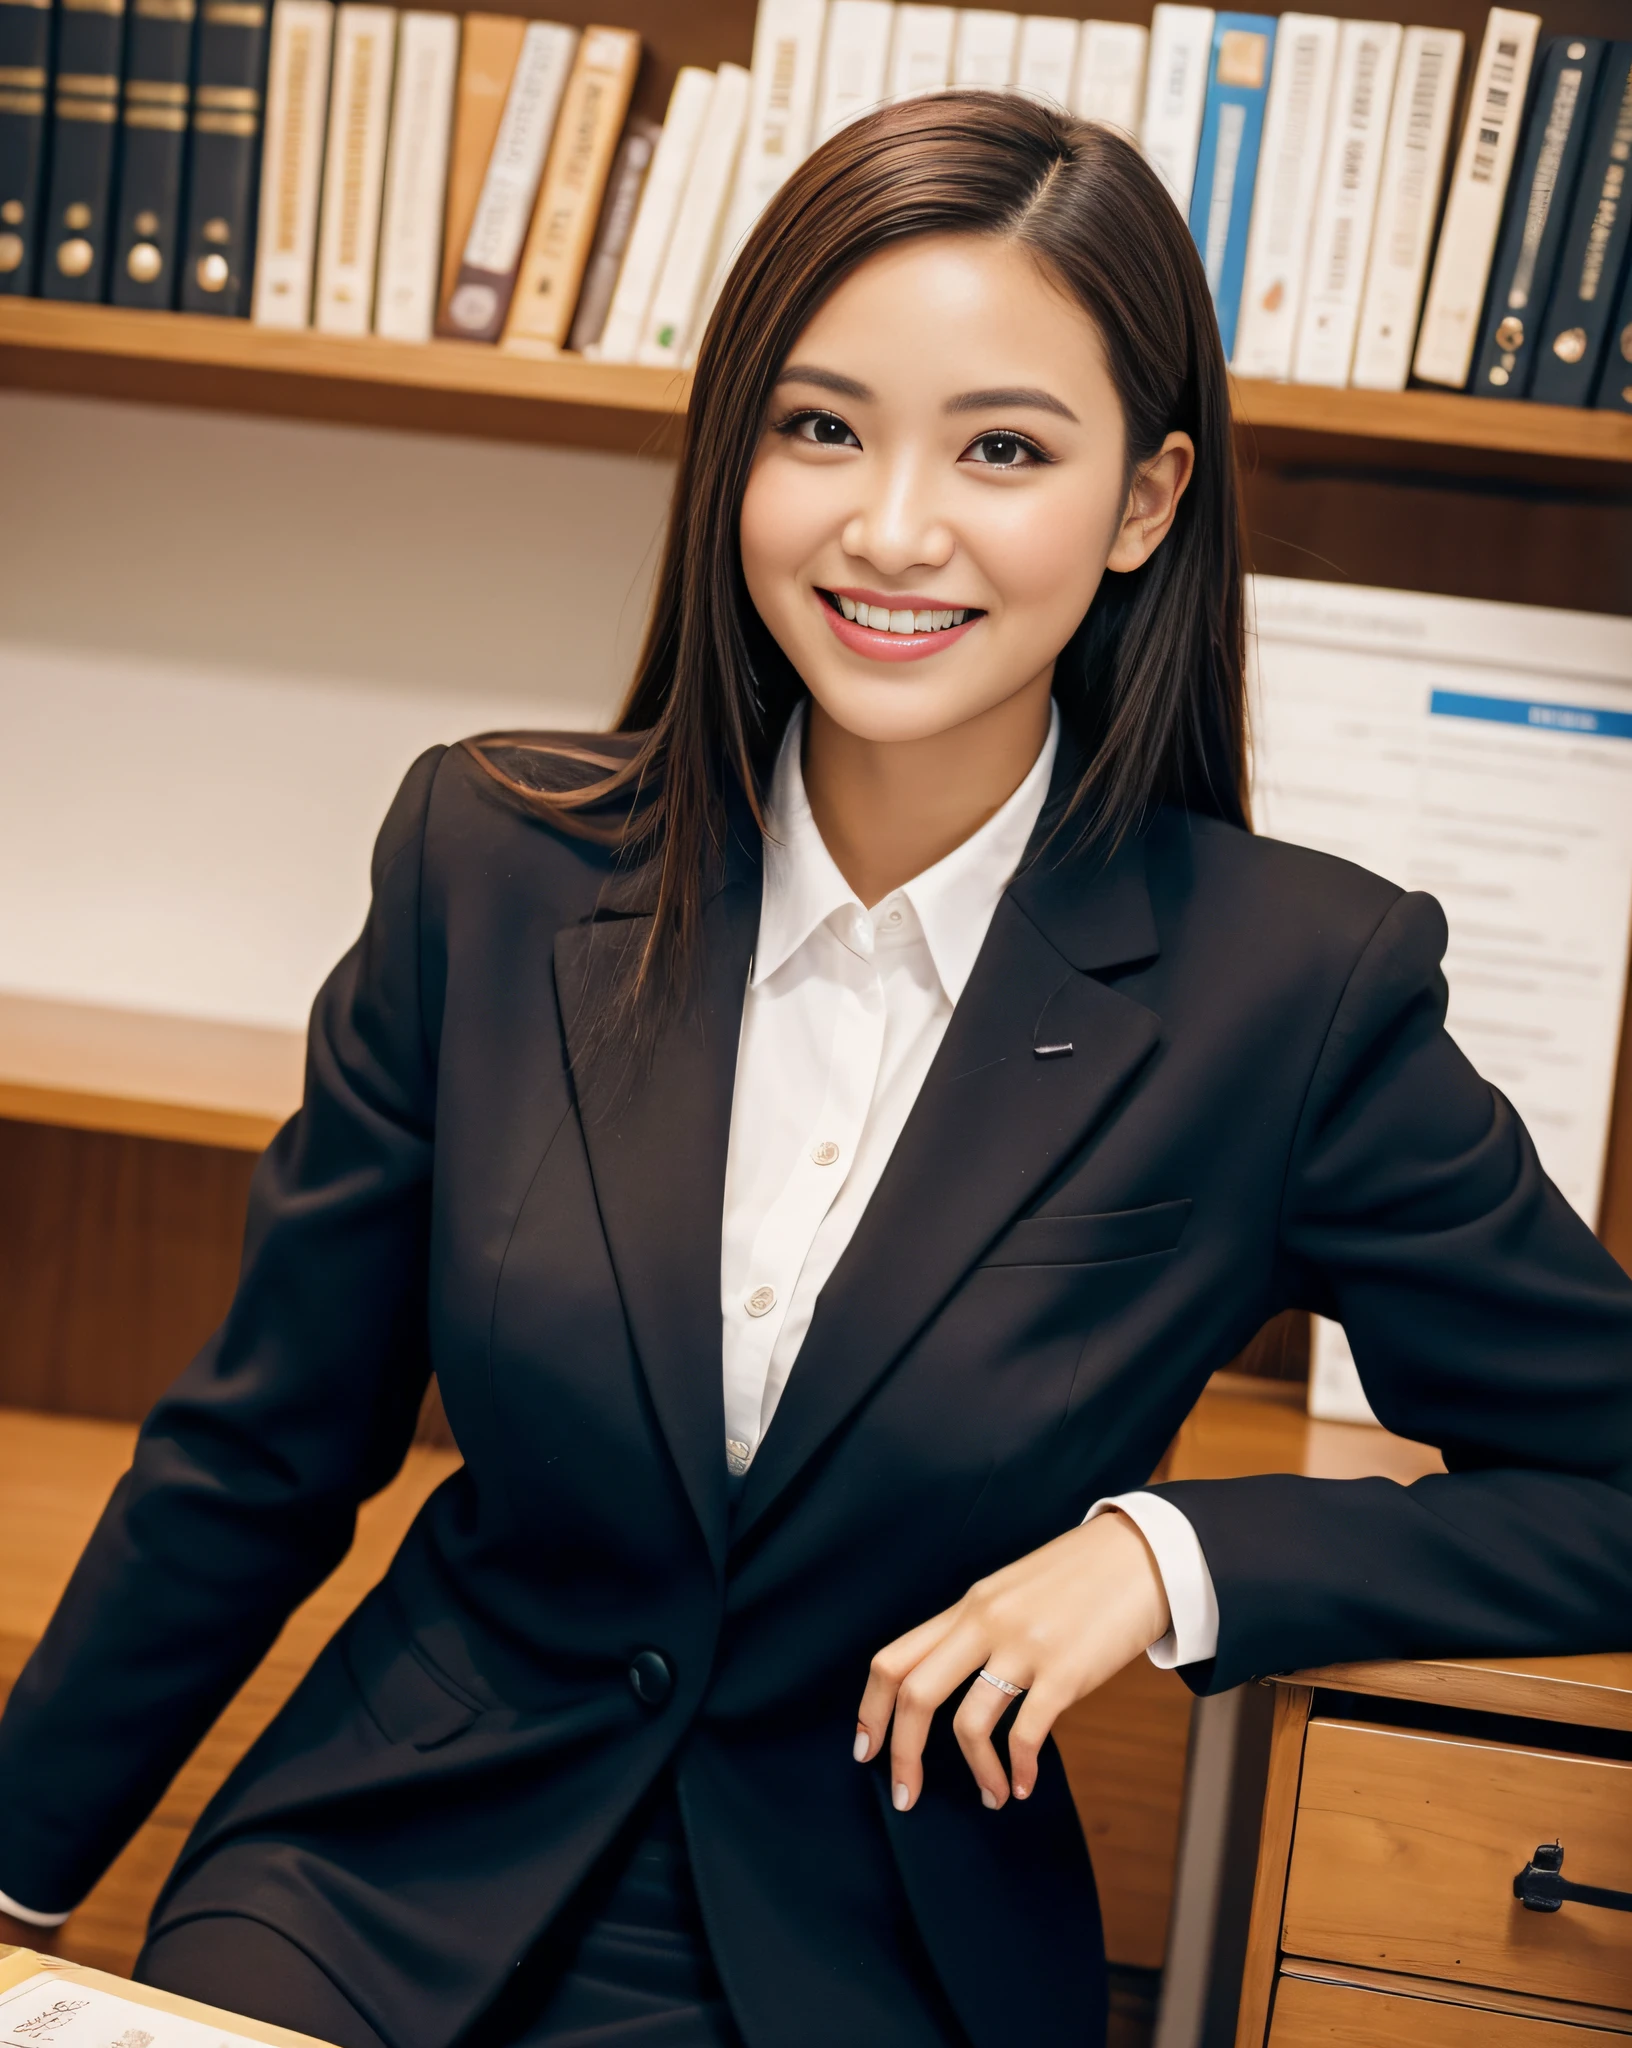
343, 1590, 485, 1751
982, 1199, 1192, 1268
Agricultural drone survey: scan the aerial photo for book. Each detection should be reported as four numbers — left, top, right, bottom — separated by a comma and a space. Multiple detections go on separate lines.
713, 0, 826, 295
435, 10, 523, 321
0, 0, 54, 293
1231, 12, 1339, 380
1471, 36, 1605, 398
1141, 4, 1214, 214
502, 22, 641, 355
177, 0, 273, 314
812, 0, 892, 145
595, 63, 711, 363
39, 0, 128, 301
1349, 24, 1463, 390
1188, 13, 1278, 363
1594, 247, 1632, 409
438, 18, 577, 343
1412, 6, 1542, 389
1071, 20, 1148, 140
1289, 18, 1401, 387
636, 57, 748, 367
109, 0, 198, 305
249, 0, 333, 326
311, 0, 394, 333
566, 110, 657, 353
950, 8, 1017, 91
0, 1948, 330, 2048
1014, 14, 1077, 110
1532, 42, 1632, 408
373, 7, 457, 341
885, 1, 952, 99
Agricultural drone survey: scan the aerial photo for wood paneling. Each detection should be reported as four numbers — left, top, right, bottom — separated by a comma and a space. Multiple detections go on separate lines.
1234, 1685, 1313, 2048
1291, 1651, 1632, 1734
1283, 1718, 1632, 2013
1268, 1972, 1632, 2048
1279, 1962, 1632, 2038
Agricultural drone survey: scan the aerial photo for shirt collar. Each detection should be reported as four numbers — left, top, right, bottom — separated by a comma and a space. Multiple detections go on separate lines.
753, 699, 1061, 1001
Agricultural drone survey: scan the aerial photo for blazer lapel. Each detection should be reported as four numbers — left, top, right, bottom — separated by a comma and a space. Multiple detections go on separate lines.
733, 817, 1164, 1544
553, 853, 761, 1576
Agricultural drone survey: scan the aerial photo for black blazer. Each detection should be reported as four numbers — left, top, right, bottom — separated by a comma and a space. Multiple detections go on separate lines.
2, 735, 1630, 2048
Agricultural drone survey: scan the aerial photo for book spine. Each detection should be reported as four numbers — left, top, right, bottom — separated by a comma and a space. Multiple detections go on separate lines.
950, 8, 1017, 91
594, 61, 711, 364
0, 0, 56, 293
435, 10, 522, 320
1471, 37, 1605, 398
372, 7, 456, 341
1533, 41, 1632, 407
1593, 244, 1632, 409
1349, 24, 1462, 390
1071, 20, 1148, 141
1289, 18, 1402, 387
501, 22, 639, 355
176, 0, 271, 314
249, 0, 331, 326
566, 110, 656, 353
713, 0, 828, 275
635, 58, 747, 366
311, 1, 394, 333
885, 1, 951, 100
812, 0, 892, 145
1230, 11, 1340, 380
438, 17, 576, 344
1187, 12, 1278, 363
39, 0, 127, 300
109, 0, 197, 305
1412, 6, 1542, 389
1141, 4, 1214, 213
1014, 13, 1077, 111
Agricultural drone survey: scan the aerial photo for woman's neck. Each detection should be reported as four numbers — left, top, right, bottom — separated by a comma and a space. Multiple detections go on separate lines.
800, 672, 1056, 909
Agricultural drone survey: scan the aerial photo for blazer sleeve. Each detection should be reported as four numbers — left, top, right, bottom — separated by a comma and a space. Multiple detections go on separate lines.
0, 746, 447, 1913
1153, 888, 1632, 1694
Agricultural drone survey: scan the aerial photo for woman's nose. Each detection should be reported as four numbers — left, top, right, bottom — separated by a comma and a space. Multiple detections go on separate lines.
840, 457, 954, 576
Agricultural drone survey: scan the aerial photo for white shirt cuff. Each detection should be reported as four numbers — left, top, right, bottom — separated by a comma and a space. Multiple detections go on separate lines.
0, 1884, 70, 1929
1085, 1490, 1220, 1669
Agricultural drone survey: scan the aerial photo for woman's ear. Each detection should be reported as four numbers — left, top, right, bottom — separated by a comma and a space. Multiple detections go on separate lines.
1106, 431, 1195, 574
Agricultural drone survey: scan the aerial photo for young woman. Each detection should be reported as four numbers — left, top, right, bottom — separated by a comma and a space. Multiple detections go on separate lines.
1, 92, 1629, 2048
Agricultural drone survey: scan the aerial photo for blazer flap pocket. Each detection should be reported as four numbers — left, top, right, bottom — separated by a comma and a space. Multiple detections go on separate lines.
983, 1199, 1192, 1268
344, 1591, 484, 1750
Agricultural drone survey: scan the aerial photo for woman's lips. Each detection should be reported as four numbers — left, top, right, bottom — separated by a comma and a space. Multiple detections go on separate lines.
816, 590, 982, 664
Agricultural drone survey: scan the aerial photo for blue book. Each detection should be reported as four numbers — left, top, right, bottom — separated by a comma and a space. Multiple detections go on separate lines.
1533, 42, 1632, 407
1187, 12, 1277, 360
1593, 240, 1632, 410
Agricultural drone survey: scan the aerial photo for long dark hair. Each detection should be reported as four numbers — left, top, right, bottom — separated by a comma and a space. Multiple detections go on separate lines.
468, 91, 1247, 1037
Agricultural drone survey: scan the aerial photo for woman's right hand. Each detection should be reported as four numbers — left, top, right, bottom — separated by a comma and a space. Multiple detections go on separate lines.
0, 1908, 58, 1955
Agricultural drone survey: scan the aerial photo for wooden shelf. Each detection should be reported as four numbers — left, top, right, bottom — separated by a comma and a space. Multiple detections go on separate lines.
3, 297, 1628, 479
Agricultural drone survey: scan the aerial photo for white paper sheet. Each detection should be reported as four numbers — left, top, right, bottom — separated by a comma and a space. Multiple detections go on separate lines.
0, 1975, 283, 2048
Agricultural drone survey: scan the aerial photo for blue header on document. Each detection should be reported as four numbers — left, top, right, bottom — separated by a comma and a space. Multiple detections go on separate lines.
1429, 690, 1632, 742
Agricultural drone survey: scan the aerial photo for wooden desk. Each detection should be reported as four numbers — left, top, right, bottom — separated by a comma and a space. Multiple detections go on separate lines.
1237, 1653, 1632, 2047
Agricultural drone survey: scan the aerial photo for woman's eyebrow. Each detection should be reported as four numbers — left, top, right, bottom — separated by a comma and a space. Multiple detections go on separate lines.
945, 386, 1079, 422
775, 365, 873, 399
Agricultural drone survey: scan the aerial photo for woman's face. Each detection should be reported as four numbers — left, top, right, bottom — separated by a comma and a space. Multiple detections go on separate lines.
739, 232, 1192, 748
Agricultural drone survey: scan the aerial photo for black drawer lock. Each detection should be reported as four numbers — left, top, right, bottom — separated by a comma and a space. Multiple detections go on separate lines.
1514, 1842, 1632, 1915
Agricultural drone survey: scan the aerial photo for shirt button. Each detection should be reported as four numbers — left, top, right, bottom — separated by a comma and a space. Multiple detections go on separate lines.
745, 1284, 776, 1317
726, 1438, 751, 1474
811, 1139, 840, 1166
885, 906, 903, 927
628, 1649, 674, 1708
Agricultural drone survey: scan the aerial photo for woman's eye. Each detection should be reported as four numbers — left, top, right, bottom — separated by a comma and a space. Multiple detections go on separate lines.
965, 431, 1044, 468
780, 410, 860, 449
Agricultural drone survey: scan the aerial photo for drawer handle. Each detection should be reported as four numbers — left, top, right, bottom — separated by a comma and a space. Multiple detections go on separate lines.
1514, 1842, 1632, 1916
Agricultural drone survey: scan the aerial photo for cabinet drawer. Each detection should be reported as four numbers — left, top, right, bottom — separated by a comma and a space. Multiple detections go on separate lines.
1282, 1719, 1632, 2011
1269, 1973, 1632, 2047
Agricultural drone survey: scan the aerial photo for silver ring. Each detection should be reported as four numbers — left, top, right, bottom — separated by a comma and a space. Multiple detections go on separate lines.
977, 1668, 1027, 1698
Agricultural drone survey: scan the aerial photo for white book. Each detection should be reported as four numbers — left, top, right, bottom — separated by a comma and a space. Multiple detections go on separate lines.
1349, 26, 1463, 391
714, 0, 829, 281
1231, 14, 1342, 380
595, 65, 714, 365
252, 0, 334, 328
1014, 16, 1078, 110
813, 0, 894, 143
1290, 20, 1402, 387
886, 2, 953, 98
1071, 20, 1148, 141
638, 62, 750, 368
1141, 5, 1214, 212
313, 3, 397, 335
1412, 7, 1541, 388
951, 9, 1018, 90
373, 10, 458, 341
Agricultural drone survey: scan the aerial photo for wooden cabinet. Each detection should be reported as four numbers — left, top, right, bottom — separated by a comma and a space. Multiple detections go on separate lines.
1237, 1660, 1632, 2048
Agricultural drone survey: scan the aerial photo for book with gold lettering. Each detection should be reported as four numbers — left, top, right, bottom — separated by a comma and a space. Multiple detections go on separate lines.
312, 0, 396, 333
501, 21, 639, 356
177, 0, 272, 313
373, 7, 458, 340
434, 8, 522, 323
0, 1948, 333, 2048
109, 0, 198, 303
250, 0, 334, 326
0, 0, 56, 293
38, 0, 128, 301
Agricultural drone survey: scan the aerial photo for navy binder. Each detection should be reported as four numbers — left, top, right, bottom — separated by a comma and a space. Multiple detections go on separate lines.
1531, 42, 1632, 407
109, 0, 196, 305
1593, 245, 1632, 410
39, 0, 128, 300
0, 0, 54, 293
176, 0, 266, 315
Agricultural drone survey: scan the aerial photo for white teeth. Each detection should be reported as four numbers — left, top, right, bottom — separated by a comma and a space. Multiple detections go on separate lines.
914, 609, 932, 632
835, 598, 975, 634
888, 609, 913, 634
838, 594, 856, 621
933, 611, 950, 630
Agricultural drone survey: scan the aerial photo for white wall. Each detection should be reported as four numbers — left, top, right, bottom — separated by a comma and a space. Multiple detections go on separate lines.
0, 393, 675, 1030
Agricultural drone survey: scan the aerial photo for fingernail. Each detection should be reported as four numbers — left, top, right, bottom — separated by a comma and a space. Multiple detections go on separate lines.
1014, 1782, 1030, 1799
853, 1731, 871, 1763
893, 1783, 911, 1812
981, 1787, 999, 1810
